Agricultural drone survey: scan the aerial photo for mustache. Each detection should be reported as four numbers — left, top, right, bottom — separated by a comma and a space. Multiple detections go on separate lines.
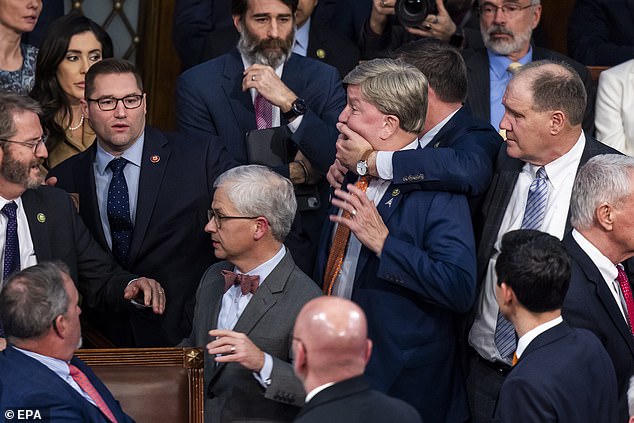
487, 25, 515, 37
258, 37, 288, 50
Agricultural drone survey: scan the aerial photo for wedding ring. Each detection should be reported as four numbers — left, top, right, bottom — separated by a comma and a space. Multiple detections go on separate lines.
251, 74, 256, 81
159, 290, 164, 296
351, 209, 357, 217
423, 23, 432, 30
230, 346, 236, 354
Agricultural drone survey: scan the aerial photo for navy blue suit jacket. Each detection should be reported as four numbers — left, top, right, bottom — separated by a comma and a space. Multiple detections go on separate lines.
562, 233, 634, 422
315, 176, 476, 423
568, 0, 634, 66
493, 322, 618, 423
390, 107, 502, 211
49, 127, 235, 346
0, 346, 134, 422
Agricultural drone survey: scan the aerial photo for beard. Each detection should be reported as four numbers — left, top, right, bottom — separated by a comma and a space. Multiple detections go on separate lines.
1, 148, 45, 189
482, 24, 533, 56
237, 22, 295, 68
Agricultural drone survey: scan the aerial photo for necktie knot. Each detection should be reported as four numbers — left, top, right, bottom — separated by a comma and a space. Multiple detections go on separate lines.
222, 270, 260, 295
107, 158, 128, 175
507, 62, 522, 75
2, 201, 17, 219
536, 166, 547, 180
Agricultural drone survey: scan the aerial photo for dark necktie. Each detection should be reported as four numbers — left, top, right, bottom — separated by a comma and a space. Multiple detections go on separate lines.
69, 364, 118, 423
255, 93, 273, 129
616, 264, 634, 337
2, 201, 20, 281
221, 270, 260, 295
107, 158, 133, 266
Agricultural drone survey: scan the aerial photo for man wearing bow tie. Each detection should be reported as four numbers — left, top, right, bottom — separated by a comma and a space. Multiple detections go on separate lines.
180, 165, 321, 423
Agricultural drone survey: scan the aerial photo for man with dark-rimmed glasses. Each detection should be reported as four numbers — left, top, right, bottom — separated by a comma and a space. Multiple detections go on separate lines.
180, 165, 321, 423
48, 58, 235, 347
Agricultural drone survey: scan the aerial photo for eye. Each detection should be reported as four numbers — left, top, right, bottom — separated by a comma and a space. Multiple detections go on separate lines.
89, 53, 102, 62
65, 54, 79, 62
99, 98, 116, 108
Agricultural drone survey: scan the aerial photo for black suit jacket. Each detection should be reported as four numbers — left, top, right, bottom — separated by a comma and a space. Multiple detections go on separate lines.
461, 47, 596, 134
562, 233, 634, 422
49, 127, 235, 346
294, 376, 422, 423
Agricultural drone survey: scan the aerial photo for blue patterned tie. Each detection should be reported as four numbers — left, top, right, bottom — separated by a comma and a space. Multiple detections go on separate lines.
495, 167, 549, 360
107, 158, 133, 266
1, 201, 20, 338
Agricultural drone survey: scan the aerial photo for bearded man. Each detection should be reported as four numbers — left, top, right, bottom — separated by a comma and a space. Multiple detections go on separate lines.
176, 0, 346, 274
460, 0, 595, 134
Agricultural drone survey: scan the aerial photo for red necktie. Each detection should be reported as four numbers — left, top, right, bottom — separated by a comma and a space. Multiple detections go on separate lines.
323, 176, 370, 295
616, 264, 634, 337
255, 93, 273, 129
69, 364, 118, 423
222, 270, 260, 295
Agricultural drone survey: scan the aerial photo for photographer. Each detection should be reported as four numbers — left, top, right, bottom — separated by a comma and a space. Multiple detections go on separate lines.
360, 0, 481, 59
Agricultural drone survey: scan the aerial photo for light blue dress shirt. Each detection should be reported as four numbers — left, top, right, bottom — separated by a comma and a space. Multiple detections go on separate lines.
488, 48, 532, 130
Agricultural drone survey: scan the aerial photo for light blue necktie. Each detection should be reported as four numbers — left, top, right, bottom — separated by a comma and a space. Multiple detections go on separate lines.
495, 167, 549, 359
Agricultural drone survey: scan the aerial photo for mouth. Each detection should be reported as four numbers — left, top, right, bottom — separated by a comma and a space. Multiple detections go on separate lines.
74, 82, 85, 89
23, 15, 38, 24
111, 123, 129, 131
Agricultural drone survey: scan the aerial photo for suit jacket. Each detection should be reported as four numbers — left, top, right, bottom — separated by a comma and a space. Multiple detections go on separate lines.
568, 0, 634, 66
461, 47, 596, 134
21, 186, 134, 313
493, 322, 618, 423
0, 346, 134, 423
595, 59, 634, 155
180, 251, 321, 423
49, 127, 234, 347
315, 177, 476, 423
293, 376, 422, 423
391, 107, 502, 212
562, 233, 634, 423
475, 135, 620, 283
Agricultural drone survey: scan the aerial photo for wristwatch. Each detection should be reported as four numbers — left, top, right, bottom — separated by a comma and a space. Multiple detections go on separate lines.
282, 98, 307, 120
356, 150, 374, 176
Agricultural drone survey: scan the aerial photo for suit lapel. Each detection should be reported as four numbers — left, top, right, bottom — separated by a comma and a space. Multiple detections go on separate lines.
466, 50, 492, 121
427, 109, 462, 149
77, 144, 108, 247
223, 50, 256, 135
21, 190, 52, 261
129, 127, 171, 263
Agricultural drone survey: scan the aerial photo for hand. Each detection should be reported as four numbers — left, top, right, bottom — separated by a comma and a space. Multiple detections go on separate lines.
326, 159, 348, 189
207, 329, 265, 372
335, 122, 373, 173
405, 0, 456, 42
330, 184, 389, 255
293, 150, 322, 186
0, 337, 6, 351
44, 176, 57, 186
243, 64, 297, 112
369, 0, 396, 35
124, 277, 166, 314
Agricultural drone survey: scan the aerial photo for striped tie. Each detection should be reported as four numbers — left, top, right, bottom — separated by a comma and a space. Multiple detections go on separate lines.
495, 167, 549, 359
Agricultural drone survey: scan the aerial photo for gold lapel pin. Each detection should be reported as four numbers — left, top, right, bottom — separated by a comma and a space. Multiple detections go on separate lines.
391, 188, 400, 197
37, 213, 46, 223
316, 49, 326, 59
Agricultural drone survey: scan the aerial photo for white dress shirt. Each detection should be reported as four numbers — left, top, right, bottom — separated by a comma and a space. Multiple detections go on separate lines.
0, 196, 37, 286
516, 316, 563, 359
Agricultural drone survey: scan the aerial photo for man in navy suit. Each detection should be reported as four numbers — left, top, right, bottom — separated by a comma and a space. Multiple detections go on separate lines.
315, 58, 476, 423
49, 59, 234, 347
0, 262, 134, 422
176, 0, 346, 274
292, 296, 422, 423
493, 229, 618, 423
328, 39, 501, 215
563, 154, 634, 422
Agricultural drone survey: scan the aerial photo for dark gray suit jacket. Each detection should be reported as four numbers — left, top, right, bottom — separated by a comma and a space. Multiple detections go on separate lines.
180, 250, 321, 423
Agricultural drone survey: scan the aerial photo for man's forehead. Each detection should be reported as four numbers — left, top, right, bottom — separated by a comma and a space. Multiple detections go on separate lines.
247, 0, 293, 15
91, 73, 141, 96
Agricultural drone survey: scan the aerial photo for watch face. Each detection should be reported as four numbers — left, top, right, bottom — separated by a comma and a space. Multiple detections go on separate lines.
357, 160, 367, 176
293, 98, 307, 114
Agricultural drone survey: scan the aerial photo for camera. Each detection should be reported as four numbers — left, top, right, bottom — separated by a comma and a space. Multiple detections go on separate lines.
395, 0, 438, 28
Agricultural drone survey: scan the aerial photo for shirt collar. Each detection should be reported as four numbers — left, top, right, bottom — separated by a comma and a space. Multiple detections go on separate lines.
293, 18, 310, 53
488, 47, 533, 80
516, 316, 563, 358
12, 345, 72, 379
572, 229, 618, 283
419, 107, 461, 148
95, 131, 145, 175
0, 195, 24, 211
233, 245, 286, 287
305, 382, 335, 403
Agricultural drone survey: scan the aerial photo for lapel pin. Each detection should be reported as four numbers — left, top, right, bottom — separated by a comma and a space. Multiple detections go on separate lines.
316, 49, 326, 59
391, 188, 400, 197
385, 198, 394, 208
150, 155, 160, 164
36, 213, 46, 223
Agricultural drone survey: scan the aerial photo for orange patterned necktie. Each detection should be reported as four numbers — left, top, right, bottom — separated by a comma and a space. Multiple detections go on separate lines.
69, 364, 118, 423
323, 176, 370, 295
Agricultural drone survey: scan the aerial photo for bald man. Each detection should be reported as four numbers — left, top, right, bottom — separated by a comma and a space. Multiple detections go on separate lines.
292, 297, 422, 423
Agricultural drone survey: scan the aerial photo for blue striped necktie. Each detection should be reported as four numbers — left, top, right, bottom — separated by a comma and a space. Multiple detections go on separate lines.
495, 167, 549, 360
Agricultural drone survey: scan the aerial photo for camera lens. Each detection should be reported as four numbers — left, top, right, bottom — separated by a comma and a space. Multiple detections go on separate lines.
404, 0, 424, 14
395, 0, 435, 28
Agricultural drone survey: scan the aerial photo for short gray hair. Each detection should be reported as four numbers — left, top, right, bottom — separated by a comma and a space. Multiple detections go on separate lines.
343, 58, 427, 134
0, 262, 71, 340
514, 60, 586, 126
0, 93, 42, 140
213, 165, 296, 242
570, 154, 634, 230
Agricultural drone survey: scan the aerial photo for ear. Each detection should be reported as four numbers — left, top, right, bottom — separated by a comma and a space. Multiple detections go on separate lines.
531, 4, 542, 29
252, 216, 270, 241
233, 14, 242, 32
549, 110, 565, 135
595, 202, 614, 231
53, 314, 67, 338
381, 115, 400, 139
499, 282, 515, 306
80, 99, 89, 119
364, 339, 373, 365
293, 339, 307, 375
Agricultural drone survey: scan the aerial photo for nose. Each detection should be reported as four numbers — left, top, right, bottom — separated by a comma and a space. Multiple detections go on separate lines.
338, 105, 350, 124
36, 140, 48, 159
204, 216, 218, 234
499, 112, 511, 134
80, 56, 90, 74
493, 7, 506, 24
113, 99, 127, 117
268, 20, 279, 38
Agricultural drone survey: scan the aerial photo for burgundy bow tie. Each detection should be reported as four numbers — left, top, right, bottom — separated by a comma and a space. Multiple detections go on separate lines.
222, 270, 260, 295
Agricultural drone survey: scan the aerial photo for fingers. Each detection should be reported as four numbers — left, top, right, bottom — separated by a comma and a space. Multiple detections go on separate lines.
207, 330, 264, 371
326, 160, 346, 189
124, 278, 166, 314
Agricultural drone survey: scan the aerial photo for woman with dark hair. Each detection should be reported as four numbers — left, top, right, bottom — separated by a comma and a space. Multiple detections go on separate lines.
30, 12, 113, 168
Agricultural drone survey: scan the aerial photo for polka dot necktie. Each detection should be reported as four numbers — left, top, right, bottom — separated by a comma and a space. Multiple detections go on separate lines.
107, 158, 133, 266
2, 201, 20, 281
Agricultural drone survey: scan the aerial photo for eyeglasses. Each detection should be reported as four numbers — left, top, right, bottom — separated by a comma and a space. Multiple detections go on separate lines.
207, 209, 259, 229
479, 2, 534, 17
87, 94, 144, 111
0, 134, 48, 153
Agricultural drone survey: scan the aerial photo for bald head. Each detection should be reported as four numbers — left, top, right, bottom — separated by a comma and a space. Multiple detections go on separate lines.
293, 297, 371, 390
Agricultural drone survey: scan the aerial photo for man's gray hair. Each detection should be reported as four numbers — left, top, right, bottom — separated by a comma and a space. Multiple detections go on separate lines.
0, 93, 42, 140
0, 262, 71, 340
343, 58, 427, 134
570, 154, 634, 230
214, 165, 296, 242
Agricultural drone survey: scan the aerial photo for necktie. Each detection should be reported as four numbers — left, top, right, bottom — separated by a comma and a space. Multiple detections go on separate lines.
255, 93, 273, 129
221, 270, 260, 295
69, 364, 118, 423
107, 158, 133, 266
507, 62, 522, 75
495, 167, 550, 360
323, 176, 370, 295
616, 264, 634, 337
2, 201, 20, 281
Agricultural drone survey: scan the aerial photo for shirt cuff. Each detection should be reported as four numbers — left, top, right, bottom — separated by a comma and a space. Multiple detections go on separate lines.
376, 151, 394, 180
287, 115, 304, 133
253, 353, 273, 387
